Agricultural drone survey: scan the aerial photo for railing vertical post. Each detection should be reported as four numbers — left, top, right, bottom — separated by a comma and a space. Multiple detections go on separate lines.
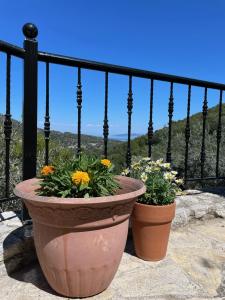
166, 82, 174, 163
184, 85, 191, 183
200, 87, 208, 179
103, 71, 109, 158
76, 67, 82, 155
148, 79, 154, 158
4, 54, 12, 199
126, 75, 133, 168
216, 90, 223, 177
22, 23, 38, 221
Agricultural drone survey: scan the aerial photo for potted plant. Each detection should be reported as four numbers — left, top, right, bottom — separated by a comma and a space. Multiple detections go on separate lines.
14, 155, 146, 298
122, 157, 183, 261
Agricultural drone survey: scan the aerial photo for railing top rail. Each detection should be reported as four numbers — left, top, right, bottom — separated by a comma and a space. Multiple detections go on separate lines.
38, 50, 225, 90
0, 40, 25, 58
1, 37, 225, 90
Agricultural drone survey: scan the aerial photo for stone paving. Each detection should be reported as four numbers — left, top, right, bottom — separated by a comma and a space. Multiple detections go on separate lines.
1, 189, 225, 299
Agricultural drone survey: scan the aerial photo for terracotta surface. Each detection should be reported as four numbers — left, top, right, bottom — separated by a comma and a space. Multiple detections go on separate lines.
14, 176, 146, 298
132, 201, 176, 261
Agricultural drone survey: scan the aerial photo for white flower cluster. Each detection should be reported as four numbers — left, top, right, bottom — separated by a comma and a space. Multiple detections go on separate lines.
121, 156, 184, 205
121, 157, 184, 186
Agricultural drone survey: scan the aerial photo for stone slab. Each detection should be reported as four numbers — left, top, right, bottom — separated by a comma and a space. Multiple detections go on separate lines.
0, 219, 225, 299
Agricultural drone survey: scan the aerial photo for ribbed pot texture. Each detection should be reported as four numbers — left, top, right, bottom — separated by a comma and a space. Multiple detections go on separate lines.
131, 201, 176, 261
14, 176, 145, 298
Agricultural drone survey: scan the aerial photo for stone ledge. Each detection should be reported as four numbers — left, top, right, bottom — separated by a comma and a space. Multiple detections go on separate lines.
172, 189, 225, 229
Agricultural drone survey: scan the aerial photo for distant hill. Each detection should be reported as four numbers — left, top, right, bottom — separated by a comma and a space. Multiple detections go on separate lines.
0, 114, 122, 155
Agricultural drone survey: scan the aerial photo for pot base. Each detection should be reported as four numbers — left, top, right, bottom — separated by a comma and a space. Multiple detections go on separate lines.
34, 220, 128, 298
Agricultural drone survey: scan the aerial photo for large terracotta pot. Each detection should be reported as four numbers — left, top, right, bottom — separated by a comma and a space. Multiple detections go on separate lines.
131, 201, 176, 261
14, 176, 145, 298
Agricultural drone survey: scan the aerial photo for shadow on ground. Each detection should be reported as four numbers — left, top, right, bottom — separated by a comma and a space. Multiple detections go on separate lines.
125, 230, 136, 256
10, 262, 65, 298
3, 227, 61, 298
201, 186, 225, 197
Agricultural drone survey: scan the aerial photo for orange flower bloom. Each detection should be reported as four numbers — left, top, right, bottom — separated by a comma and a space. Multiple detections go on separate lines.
41, 165, 55, 176
101, 159, 111, 168
72, 171, 90, 185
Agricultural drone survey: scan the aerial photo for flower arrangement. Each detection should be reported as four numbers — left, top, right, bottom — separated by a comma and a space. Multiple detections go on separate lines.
37, 155, 119, 198
122, 157, 183, 205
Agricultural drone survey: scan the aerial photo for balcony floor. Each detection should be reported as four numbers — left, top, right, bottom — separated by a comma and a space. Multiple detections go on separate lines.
1, 218, 225, 300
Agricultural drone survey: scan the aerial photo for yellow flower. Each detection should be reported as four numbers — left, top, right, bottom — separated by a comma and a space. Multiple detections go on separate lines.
145, 166, 152, 173
41, 165, 55, 176
164, 172, 175, 181
175, 178, 184, 185
142, 157, 151, 162
163, 163, 171, 169
156, 158, 164, 165
72, 171, 90, 185
121, 168, 130, 176
101, 159, 111, 168
141, 172, 148, 182
152, 166, 160, 171
132, 162, 140, 170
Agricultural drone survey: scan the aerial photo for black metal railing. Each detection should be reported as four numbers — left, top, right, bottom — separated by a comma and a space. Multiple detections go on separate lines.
0, 23, 224, 220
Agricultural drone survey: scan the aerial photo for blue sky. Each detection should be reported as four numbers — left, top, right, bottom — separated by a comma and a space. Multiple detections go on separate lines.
0, 0, 225, 137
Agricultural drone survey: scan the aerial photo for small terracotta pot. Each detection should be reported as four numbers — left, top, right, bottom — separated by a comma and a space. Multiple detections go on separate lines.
14, 176, 145, 298
131, 201, 176, 261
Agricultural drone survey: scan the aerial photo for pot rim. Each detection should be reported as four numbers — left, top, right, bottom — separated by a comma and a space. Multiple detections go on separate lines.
14, 175, 146, 206
135, 201, 176, 208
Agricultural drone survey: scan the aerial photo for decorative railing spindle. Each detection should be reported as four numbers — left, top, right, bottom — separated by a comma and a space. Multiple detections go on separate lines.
184, 84, 191, 182
200, 87, 208, 178
76, 67, 82, 155
166, 82, 174, 163
216, 90, 223, 177
44, 62, 50, 165
4, 54, 12, 198
103, 72, 109, 158
126, 75, 133, 168
148, 79, 154, 157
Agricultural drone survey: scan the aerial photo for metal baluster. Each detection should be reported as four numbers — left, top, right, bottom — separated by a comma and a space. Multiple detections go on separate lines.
216, 90, 223, 177
44, 62, 50, 165
126, 75, 133, 168
77, 67, 82, 155
103, 72, 109, 158
148, 79, 154, 158
166, 82, 174, 163
184, 85, 191, 182
200, 87, 208, 178
4, 54, 12, 198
